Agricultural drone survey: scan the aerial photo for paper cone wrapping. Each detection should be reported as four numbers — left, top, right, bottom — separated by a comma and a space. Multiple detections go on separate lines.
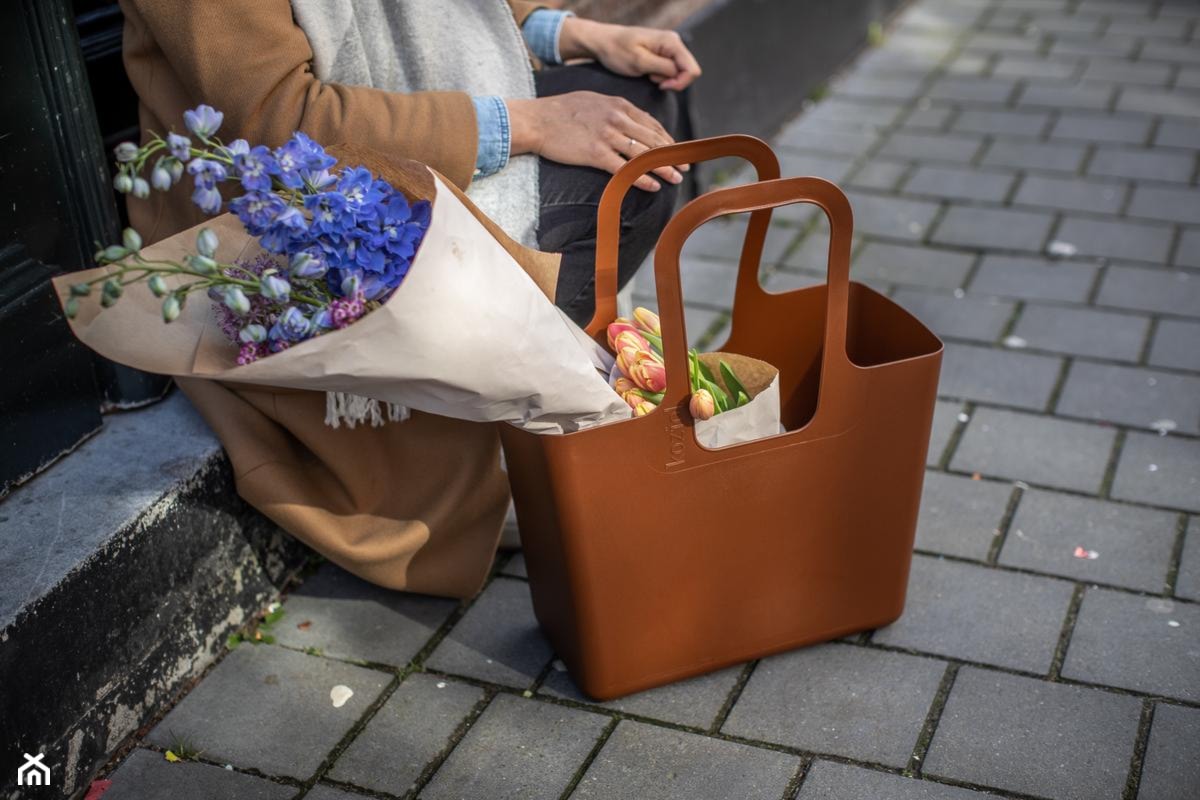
53, 171, 631, 433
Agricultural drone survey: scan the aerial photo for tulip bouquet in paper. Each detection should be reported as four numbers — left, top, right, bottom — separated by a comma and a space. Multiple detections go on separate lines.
53, 105, 629, 431
606, 308, 783, 447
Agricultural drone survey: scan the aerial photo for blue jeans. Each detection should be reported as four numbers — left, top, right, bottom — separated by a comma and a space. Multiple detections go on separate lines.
535, 62, 686, 326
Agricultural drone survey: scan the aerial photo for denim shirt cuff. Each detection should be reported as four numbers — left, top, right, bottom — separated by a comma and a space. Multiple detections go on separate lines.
471, 95, 510, 178
522, 8, 575, 65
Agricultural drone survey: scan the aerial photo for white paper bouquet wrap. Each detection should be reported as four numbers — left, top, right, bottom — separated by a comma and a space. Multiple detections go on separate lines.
55, 172, 631, 433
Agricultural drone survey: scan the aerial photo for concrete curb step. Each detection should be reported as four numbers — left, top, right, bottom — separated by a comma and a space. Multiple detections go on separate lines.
0, 393, 308, 799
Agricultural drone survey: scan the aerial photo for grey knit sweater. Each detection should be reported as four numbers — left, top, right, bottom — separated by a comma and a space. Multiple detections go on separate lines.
290, 0, 541, 247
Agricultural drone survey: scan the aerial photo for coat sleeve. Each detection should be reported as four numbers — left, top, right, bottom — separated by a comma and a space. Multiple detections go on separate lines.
122, 0, 480, 189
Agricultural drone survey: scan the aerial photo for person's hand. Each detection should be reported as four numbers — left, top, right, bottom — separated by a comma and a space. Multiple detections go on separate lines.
559, 18, 702, 92
507, 92, 685, 192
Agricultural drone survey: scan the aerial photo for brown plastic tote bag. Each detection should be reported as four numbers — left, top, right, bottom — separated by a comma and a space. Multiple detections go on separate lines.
500, 135, 944, 700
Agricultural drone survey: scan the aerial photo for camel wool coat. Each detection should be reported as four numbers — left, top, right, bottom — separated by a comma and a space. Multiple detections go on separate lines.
118, 0, 552, 598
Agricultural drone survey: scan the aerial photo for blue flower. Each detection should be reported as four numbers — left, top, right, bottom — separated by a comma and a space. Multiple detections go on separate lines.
167, 133, 192, 161
183, 104, 224, 139
234, 145, 279, 192
187, 158, 228, 189
230, 191, 288, 235
290, 249, 327, 279
276, 306, 313, 341
219, 139, 250, 159
259, 274, 291, 301
273, 132, 336, 189
337, 167, 385, 212
259, 206, 307, 253
304, 191, 352, 236
192, 184, 222, 215
151, 163, 173, 191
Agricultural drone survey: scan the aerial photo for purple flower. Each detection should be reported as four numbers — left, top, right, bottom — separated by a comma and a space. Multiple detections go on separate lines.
192, 184, 222, 215
183, 104, 224, 139
219, 139, 250, 159
290, 249, 327, 278
187, 158, 228, 189
151, 163, 173, 191
167, 133, 192, 161
234, 145, 278, 192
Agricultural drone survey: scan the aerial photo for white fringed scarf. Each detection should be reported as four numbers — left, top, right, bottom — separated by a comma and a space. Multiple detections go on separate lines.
289, 0, 542, 427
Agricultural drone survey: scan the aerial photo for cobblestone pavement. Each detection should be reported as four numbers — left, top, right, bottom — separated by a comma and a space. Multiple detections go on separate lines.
100, 0, 1198, 798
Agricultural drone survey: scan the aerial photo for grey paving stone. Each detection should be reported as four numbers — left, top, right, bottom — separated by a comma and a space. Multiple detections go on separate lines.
421, 694, 607, 800
963, 31, 1044, 56
952, 108, 1050, 137
1111, 431, 1200, 512
914, 471, 1011, 560
1177, 227, 1200, 269
1014, 304, 1150, 361
1018, 82, 1115, 110
273, 564, 456, 667
1014, 174, 1127, 214
799, 97, 908, 129
103, 749, 296, 800
981, 139, 1088, 172
849, 193, 942, 241
1058, 361, 1200, 433
944, 52, 989, 76
938, 342, 1062, 410
951, 407, 1117, 493
927, 400, 963, 466
1178, 518, 1200, 601
781, 223, 837, 272
1026, 12, 1105, 37
1051, 34, 1139, 59
848, 159, 910, 191
1182, 67, 1200, 90
145, 645, 390, 779
797, 760, 995, 800
776, 127, 880, 158
573, 721, 798, 800
722, 643, 944, 767
500, 552, 527, 578
1063, 587, 1200, 702
874, 555, 1074, 672
677, 256, 742, 309
932, 206, 1054, 252
923, 668, 1141, 800
425, 577, 553, 688
1089, 146, 1196, 183
927, 76, 1021, 105
994, 54, 1081, 80
1118, 87, 1200, 119
1097, 266, 1200, 317
1129, 184, 1200, 225
540, 662, 743, 729
1107, 15, 1191, 39
1149, 318, 1200, 372
903, 165, 1016, 202
764, 269, 825, 293
1155, 118, 1200, 149
903, 105, 955, 131
1054, 217, 1175, 263
303, 787, 366, 800
969, 254, 1098, 302
1051, 112, 1154, 144
1001, 489, 1179, 592
835, 73, 928, 101
327, 674, 483, 795
779, 150, 858, 187
877, 131, 986, 164
1135, 42, 1200, 66
852, 242, 974, 289
1138, 703, 1200, 800
893, 289, 1014, 342
682, 216, 797, 267
1083, 59, 1173, 87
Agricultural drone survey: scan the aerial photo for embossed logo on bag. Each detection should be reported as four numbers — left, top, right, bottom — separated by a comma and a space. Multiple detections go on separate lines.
665, 405, 686, 467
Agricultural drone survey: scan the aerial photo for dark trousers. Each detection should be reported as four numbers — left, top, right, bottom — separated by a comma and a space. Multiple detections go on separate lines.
534, 63, 686, 326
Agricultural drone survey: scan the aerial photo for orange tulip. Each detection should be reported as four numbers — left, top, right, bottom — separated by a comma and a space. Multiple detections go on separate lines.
630, 355, 667, 394
689, 388, 716, 420
632, 399, 657, 417
613, 329, 651, 355
633, 307, 661, 337
614, 376, 637, 396
606, 319, 638, 351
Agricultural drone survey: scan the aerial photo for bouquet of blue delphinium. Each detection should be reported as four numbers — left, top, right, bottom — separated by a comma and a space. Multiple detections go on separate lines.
67, 105, 431, 364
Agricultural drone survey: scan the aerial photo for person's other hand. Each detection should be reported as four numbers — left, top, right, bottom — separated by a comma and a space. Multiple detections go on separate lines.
559, 18, 702, 92
507, 92, 685, 192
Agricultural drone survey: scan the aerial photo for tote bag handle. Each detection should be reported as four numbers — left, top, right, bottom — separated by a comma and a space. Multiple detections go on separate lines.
586, 135, 781, 340
652, 176, 855, 417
